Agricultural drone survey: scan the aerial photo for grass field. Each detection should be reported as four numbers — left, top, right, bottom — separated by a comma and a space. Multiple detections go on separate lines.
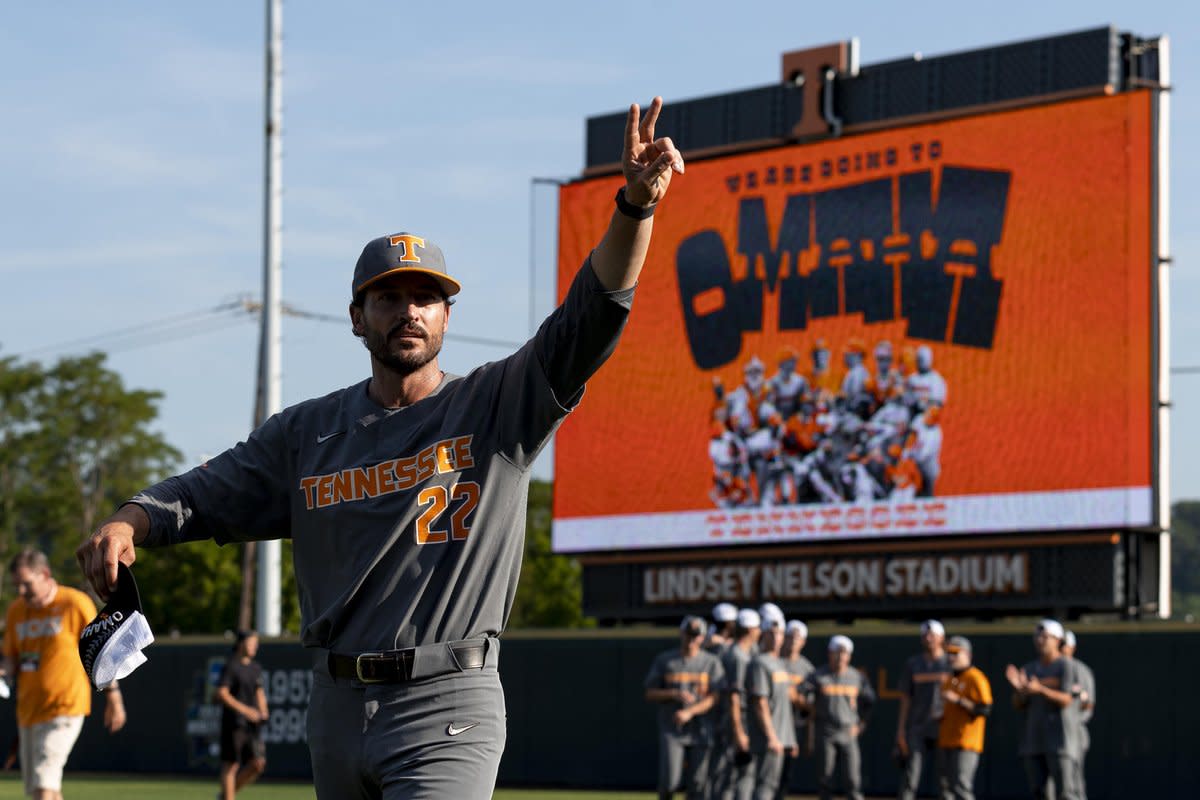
0, 773, 656, 799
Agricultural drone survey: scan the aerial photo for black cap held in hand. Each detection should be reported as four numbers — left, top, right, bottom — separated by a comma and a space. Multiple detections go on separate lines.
79, 562, 147, 687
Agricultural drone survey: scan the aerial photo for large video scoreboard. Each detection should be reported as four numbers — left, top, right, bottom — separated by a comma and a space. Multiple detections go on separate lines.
551, 27, 1170, 622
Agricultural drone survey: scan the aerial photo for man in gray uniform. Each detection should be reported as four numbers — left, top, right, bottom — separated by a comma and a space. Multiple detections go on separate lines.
74, 97, 686, 800
715, 608, 761, 800
777, 620, 814, 800
1005, 619, 1083, 800
747, 615, 796, 800
895, 619, 950, 800
644, 615, 726, 800
1061, 630, 1095, 799
800, 635, 875, 800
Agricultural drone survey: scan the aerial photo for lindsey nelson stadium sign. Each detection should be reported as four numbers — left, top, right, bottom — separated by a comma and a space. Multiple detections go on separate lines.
580, 534, 1126, 619
642, 552, 1027, 604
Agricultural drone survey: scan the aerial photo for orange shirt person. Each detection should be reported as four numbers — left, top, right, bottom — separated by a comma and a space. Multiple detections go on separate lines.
1, 549, 126, 800
937, 636, 992, 800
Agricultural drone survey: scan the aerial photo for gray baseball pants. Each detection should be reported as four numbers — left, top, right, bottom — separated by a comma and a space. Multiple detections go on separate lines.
714, 741, 755, 800
1023, 753, 1083, 800
656, 731, 710, 799
306, 642, 505, 799
1077, 733, 1089, 800
817, 735, 864, 800
898, 733, 937, 800
936, 748, 979, 800
774, 746, 801, 800
752, 750, 785, 800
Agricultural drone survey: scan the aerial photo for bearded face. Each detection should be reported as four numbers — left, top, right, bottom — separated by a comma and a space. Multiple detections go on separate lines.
353, 275, 449, 375
361, 313, 445, 373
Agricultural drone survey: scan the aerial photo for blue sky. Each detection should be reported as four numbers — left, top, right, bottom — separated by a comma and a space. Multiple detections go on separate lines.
1, 2, 1195, 503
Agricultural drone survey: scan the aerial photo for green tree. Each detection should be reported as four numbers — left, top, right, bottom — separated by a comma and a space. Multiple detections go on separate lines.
0, 356, 44, 592
19, 354, 181, 572
507, 479, 592, 629
0, 353, 181, 604
0, 351, 298, 636
133, 539, 301, 636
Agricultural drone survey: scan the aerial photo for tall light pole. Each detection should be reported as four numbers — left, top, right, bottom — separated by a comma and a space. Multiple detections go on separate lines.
529, 177, 567, 336
255, 0, 284, 637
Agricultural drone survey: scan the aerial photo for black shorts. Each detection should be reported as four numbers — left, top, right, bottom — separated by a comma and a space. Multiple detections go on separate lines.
220, 726, 265, 765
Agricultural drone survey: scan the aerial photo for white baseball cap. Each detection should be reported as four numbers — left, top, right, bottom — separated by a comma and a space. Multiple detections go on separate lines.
828, 634, 854, 653
680, 615, 706, 636
758, 602, 785, 629
736, 608, 762, 629
1036, 619, 1065, 640
786, 620, 808, 638
712, 602, 738, 623
920, 619, 945, 637
1063, 630, 1077, 648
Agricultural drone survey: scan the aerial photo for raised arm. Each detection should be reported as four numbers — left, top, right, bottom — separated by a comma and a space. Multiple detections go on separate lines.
590, 96, 684, 291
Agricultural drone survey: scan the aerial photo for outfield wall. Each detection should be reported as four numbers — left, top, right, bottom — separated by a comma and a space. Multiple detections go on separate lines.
7, 626, 1194, 798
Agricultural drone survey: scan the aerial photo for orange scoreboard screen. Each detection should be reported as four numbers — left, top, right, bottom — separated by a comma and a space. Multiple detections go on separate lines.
552, 92, 1156, 553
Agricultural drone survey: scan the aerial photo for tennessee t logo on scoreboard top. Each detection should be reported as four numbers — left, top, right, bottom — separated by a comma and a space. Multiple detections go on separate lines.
389, 233, 426, 262
676, 165, 1011, 370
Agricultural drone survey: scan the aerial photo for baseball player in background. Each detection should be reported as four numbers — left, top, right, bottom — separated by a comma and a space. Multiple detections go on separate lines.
747, 614, 796, 800
799, 635, 875, 800
1005, 619, 1084, 800
75, 96, 685, 800
216, 630, 269, 800
895, 620, 950, 800
1, 549, 127, 800
936, 636, 992, 800
1061, 630, 1095, 800
758, 603, 784, 637
777, 620, 814, 800
714, 608, 762, 800
644, 615, 726, 800
707, 602, 740, 655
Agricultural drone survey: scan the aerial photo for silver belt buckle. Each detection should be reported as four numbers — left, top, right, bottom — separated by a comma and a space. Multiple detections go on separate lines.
355, 652, 386, 684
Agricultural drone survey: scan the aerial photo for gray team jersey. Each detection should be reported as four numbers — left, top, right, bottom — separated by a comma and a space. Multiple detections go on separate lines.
899, 652, 950, 739
1069, 657, 1096, 724
1017, 656, 1083, 759
1067, 656, 1096, 752
719, 644, 754, 741
747, 652, 797, 752
130, 259, 632, 652
644, 647, 726, 742
801, 665, 876, 743
784, 654, 815, 726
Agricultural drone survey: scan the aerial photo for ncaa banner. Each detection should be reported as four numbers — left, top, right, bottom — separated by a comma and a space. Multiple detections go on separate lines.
553, 92, 1155, 553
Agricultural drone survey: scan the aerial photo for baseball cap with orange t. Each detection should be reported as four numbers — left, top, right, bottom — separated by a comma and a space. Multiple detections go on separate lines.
352, 232, 462, 302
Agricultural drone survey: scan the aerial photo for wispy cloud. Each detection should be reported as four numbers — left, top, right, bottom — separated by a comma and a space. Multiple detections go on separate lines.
0, 236, 231, 274
405, 50, 633, 87
153, 41, 261, 106
45, 127, 234, 187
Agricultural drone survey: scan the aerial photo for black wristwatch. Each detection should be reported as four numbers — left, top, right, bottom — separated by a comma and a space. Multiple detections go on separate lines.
615, 187, 656, 220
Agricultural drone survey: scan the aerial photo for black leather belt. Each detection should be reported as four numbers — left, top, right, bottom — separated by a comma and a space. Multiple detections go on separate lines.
327, 641, 487, 684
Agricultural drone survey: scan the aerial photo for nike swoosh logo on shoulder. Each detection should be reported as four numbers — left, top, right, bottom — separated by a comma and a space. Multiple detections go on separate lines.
446, 722, 478, 736
316, 430, 344, 444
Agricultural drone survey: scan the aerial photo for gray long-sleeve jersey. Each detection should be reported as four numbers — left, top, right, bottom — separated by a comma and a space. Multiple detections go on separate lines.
130, 258, 631, 652
801, 664, 876, 743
